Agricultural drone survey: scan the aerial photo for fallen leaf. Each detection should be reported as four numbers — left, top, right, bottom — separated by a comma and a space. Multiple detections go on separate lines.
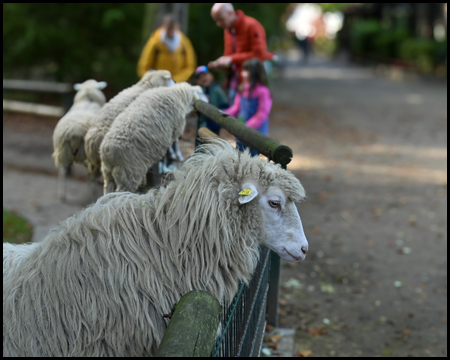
279, 298, 288, 306
268, 343, 278, 350
270, 335, 282, 343
283, 278, 303, 290
296, 349, 312, 357
320, 283, 335, 293
308, 327, 327, 336
396, 329, 412, 340
265, 324, 274, 333
372, 208, 383, 216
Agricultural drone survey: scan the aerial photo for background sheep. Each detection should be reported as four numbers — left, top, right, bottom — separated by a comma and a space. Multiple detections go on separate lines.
52, 79, 107, 201
100, 82, 207, 194
84, 70, 175, 186
3, 139, 308, 357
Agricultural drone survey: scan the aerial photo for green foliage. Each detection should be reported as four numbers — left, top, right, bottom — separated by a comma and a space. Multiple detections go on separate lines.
348, 17, 446, 72
317, 3, 353, 13
372, 26, 410, 59
3, 208, 33, 244
3, 4, 289, 92
398, 37, 445, 73
3, 3, 145, 92
349, 19, 383, 55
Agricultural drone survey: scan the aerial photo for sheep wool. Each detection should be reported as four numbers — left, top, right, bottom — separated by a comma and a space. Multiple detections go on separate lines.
100, 82, 204, 193
84, 70, 174, 178
3, 139, 306, 357
52, 79, 106, 170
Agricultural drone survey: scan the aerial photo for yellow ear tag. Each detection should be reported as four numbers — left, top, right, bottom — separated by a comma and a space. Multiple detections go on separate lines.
239, 188, 252, 196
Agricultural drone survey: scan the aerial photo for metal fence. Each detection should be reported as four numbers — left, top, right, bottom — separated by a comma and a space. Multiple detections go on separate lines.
212, 246, 271, 357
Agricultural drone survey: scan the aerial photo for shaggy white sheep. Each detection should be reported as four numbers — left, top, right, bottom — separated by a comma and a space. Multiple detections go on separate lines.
100, 82, 207, 194
3, 139, 308, 357
52, 79, 107, 201
84, 70, 175, 184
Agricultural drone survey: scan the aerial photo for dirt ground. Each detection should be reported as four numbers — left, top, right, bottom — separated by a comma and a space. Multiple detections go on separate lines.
270, 53, 447, 357
3, 52, 447, 357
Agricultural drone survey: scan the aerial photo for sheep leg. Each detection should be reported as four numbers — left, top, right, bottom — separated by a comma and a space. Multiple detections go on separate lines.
103, 178, 116, 195
168, 145, 177, 160
141, 173, 147, 187
87, 172, 99, 201
57, 167, 68, 202
174, 139, 184, 162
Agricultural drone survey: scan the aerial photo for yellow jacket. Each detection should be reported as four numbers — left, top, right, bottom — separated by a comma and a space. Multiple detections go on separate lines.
137, 28, 197, 82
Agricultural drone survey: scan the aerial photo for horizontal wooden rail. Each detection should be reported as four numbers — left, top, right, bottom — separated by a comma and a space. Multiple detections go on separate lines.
3, 79, 73, 94
3, 99, 64, 117
194, 100, 293, 168
155, 290, 220, 357
198, 126, 219, 141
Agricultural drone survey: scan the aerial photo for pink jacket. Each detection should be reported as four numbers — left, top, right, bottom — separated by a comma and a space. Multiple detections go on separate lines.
224, 83, 272, 130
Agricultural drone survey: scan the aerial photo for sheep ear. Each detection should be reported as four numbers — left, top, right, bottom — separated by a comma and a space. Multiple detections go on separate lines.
167, 78, 176, 86
73, 83, 82, 91
238, 183, 258, 204
96, 81, 107, 89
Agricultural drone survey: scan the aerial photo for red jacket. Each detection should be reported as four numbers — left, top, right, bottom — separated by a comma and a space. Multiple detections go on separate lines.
223, 10, 273, 80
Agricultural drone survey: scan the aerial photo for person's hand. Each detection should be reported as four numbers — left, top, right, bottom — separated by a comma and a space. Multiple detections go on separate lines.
216, 56, 232, 67
208, 60, 218, 69
208, 56, 232, 70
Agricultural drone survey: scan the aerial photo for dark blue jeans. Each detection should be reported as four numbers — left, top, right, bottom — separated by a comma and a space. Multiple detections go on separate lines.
236, 138, 259, 157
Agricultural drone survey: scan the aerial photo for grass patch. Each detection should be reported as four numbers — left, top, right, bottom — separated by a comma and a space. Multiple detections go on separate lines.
3, 208, 33, 244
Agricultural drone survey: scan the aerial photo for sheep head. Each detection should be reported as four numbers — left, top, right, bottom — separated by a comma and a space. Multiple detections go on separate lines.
140, 70, 176, 88
191, 85, 209, 103
239, 181, 308, 262
72, 79, 107, 105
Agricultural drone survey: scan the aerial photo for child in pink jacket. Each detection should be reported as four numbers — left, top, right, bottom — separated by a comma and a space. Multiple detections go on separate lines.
224, 58, 272, 156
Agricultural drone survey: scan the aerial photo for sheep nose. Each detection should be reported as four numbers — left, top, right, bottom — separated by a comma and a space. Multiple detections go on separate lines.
301, 246, 308, 255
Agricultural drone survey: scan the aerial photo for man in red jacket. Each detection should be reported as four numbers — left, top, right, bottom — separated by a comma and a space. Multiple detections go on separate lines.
208, 3, 274, 102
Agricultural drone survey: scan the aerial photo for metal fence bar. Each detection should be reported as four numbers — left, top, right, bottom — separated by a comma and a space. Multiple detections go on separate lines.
266, 251, 281, 327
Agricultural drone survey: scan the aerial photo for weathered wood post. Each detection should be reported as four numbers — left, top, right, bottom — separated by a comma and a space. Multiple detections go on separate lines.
155, 290, 221, 357
194, 100, 292, 169
194, 100, 291, 328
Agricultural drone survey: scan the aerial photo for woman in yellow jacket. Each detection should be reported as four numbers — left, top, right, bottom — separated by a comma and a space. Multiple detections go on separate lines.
137, 15, 197, 82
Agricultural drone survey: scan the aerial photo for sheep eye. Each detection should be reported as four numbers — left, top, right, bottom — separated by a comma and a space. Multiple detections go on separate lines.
268, 200, 281, 209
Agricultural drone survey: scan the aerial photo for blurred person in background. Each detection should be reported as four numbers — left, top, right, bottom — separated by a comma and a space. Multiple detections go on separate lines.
194, 65, 229, 136
137, 13, 196, 82
138, 14, 197, 173
224, 58, 272, 157
208, 3, 274, 103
